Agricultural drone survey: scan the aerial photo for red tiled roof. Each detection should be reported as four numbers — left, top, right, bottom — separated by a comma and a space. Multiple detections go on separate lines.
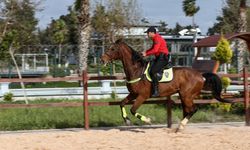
193, 32, 250, 50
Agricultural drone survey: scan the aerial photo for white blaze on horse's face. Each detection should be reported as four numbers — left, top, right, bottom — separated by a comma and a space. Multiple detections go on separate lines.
101, 44, 121, 66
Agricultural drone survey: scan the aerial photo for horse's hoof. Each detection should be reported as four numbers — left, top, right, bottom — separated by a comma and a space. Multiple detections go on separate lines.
144, 118, 152, 125
175, 128, 180, 133
175, 127, 184, 133
125, 118, 132, 126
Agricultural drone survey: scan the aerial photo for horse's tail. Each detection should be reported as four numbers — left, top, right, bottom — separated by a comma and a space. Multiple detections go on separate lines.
202, 72, 232, 103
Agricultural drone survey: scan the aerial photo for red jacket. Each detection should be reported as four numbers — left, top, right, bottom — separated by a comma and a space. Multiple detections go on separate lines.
146, 34, 169, 56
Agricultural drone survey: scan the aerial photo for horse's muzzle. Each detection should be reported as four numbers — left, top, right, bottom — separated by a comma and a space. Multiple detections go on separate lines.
100, 55, 110, 66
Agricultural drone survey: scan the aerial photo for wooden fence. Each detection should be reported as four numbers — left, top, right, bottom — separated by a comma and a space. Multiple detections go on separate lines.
0, 67, 249, 129
82, 67, 250, 129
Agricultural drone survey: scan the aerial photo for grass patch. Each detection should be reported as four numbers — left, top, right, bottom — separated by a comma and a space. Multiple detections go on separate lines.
0, 107, 83, 130
0, 98, 245, 131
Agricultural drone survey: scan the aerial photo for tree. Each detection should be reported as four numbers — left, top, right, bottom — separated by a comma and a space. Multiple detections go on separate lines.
0, 0, 39, 62
237, 0, 247, 72
91, 4, 110, 39
75, 0, 91, 71
39, 6, 79, 45
91, 0, 142, 42
208, 0, 249, 72
239, 0, 247, 32
60, 7, 79, 45
212, 36, 233, 73
167, 23, 193, 35
51, 19, 68, 67
247, 6, 250, 31
0, 0, 40, 104
207, 0, 240, 35
212, 37, 233, 63
182, 0, 200, 27
37, 7, 78, 66
157, 20, 168, 34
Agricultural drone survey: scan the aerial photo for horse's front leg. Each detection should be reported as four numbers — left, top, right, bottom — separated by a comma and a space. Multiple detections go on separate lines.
120, 93, 136, 125
130, 95, 152, 124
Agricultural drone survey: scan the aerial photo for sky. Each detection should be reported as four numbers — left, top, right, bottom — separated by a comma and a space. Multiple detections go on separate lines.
36, 0, 225, 34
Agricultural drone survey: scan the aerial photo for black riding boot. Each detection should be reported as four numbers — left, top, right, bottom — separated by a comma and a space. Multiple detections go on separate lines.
152, 84, 159, 97
151, 75, 159, 97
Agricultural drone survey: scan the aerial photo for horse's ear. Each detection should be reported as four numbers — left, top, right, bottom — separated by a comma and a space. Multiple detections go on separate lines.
115, 38, 124, 44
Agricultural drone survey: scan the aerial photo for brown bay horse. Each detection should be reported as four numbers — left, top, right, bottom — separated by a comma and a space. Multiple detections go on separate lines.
101, 39, 231, 132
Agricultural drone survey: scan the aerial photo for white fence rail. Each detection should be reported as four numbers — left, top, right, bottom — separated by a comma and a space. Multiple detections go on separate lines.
0, 79, 244, 100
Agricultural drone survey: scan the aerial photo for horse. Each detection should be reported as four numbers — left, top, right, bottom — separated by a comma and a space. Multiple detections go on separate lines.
100, 39, 231, 132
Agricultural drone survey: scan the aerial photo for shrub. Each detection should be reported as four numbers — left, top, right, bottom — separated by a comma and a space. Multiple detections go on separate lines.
221, 77, 231, 89
100, 65, 111, 75
111, 91, 118, 100
228, 67, 237, 74
230, 103, 244, 115
212, 36, 233, 63
210, 103, 232, 112
3, 92, 14, 102
50, 66, 70, 77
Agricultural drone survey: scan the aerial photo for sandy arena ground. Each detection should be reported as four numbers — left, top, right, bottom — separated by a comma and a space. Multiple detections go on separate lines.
0, 122, 250, 150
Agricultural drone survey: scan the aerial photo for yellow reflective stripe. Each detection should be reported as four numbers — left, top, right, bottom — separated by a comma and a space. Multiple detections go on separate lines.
126, 78, 141, 84
135, 113, 146, 122
122, 107, 127, 118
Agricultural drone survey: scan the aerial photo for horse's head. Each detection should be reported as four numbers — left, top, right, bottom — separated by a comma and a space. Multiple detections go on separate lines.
100, 39, 123, 66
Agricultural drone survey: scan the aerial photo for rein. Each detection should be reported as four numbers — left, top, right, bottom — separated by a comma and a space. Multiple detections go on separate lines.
125, 46, 148, 84
126, 62, 147, 84
108, 41, 147, 84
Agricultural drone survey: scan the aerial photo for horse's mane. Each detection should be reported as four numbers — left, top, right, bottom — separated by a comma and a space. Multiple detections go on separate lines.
115, 39, 145, 65
128, 45, 146, 65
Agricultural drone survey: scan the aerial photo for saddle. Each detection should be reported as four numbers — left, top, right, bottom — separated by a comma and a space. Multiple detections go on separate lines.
144, 61, 173, 83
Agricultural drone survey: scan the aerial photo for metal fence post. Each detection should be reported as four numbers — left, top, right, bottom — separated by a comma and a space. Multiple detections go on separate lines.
243, 66, 250, 126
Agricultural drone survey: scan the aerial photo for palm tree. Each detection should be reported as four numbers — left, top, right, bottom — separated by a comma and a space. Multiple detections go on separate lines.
239, 0, 247, 32
182, 0, 200, 27
182, 0, 200, 59
237, 0, 247, 72
75, 0, 91, 72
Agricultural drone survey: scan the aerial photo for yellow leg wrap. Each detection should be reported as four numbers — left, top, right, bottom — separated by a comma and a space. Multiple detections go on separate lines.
121, 107, 127, 118
135, 113, 150, 123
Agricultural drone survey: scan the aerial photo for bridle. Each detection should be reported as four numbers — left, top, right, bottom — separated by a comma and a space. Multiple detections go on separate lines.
104, 43, 147, 84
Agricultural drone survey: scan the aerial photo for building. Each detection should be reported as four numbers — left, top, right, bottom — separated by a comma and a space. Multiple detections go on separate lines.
90, 25, 211, 67
0, 53, 49, 78
162, 34, 211, 66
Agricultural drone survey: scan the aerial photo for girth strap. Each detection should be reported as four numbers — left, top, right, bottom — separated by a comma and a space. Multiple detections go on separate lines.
126, 78, 141, 84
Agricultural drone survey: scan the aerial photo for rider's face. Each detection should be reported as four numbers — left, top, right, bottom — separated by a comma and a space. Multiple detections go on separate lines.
147, 32, 155, 38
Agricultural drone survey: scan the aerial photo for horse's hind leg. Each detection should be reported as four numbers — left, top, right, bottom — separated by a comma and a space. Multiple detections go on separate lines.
130, 95, 151, 124
120, 93, 137, 125
176, 103, 197, 132
176, 96, 198, 132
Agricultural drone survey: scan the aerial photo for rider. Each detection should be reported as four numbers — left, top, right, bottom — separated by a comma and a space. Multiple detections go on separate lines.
142, 26, 169, 97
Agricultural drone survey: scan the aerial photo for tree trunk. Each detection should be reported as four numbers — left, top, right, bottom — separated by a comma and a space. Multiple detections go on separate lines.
223, 63, 227, 73
237, 0, 247, 72
212, 60, 220, 73
9, 45, 29, 104
58, 43, 62, 68
0, 21, 9, 43
78, 0, 91, 72
192, 16, 195, 28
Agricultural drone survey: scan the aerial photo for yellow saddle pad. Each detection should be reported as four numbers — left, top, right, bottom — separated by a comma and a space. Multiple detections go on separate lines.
144, 63, 173, 82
